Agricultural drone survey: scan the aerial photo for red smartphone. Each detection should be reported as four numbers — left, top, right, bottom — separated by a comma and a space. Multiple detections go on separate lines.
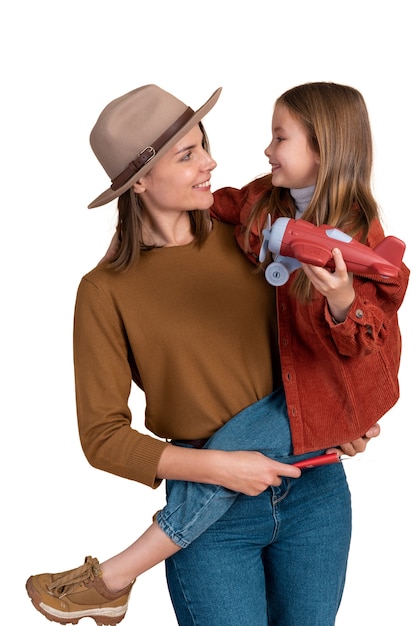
292, 452, 340, 470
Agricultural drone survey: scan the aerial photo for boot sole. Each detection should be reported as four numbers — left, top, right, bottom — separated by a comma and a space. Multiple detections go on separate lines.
26, 577, 127, 626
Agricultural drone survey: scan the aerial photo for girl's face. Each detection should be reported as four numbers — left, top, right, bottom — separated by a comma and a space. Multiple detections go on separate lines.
265, 103, 320, 189
134, 125, 217, 217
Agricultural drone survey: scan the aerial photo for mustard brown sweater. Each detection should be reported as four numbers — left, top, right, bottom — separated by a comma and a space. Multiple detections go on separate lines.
74, 220, 279, 488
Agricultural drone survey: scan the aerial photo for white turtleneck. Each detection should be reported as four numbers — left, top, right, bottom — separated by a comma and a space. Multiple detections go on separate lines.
290, 185, 315, 219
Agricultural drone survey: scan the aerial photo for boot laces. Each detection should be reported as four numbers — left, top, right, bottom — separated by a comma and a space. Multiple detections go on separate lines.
47, 556, 101, 598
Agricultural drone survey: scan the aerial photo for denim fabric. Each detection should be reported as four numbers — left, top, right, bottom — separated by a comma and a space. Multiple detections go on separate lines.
160, 388, 352, 625
166, 463, 351, 625
156, 388, 293, 548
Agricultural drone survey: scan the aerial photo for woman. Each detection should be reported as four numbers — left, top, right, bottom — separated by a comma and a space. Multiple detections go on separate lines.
26, 84, 386, 626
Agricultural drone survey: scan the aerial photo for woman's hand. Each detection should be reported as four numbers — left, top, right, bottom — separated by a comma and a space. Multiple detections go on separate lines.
157, 446, 301, 496
213, 450, 301, 495
301, 247, 355, 322
326, 423, 381, 457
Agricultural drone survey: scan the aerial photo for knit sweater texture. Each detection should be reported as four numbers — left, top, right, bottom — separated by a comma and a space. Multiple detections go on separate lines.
74, 221, 279, 487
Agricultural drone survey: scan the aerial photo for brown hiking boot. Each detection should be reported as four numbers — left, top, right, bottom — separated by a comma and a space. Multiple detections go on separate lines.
26, 556, 134, 625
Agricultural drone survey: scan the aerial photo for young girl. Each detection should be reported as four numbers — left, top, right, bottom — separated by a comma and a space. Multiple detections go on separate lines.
26, 83, 407, 626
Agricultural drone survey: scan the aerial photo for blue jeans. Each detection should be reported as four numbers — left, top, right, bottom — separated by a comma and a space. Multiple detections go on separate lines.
160, 388, 352, 625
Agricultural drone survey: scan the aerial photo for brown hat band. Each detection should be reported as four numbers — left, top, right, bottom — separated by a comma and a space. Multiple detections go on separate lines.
110, 106, 195, 191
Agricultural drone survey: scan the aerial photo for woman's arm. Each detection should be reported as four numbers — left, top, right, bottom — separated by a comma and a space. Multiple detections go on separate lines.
156, 445, 300, 496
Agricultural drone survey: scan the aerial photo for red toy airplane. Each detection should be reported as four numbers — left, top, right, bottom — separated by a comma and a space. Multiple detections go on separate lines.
259, 216, 405, 286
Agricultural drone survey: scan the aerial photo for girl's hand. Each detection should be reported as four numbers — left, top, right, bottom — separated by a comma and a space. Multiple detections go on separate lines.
301, 247, 355, 322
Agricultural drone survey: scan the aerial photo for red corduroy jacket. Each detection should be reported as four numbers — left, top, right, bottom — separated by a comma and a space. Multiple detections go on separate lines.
212, 178, 410, 453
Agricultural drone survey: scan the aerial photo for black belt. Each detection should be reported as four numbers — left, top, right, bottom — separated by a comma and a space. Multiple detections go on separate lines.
174, 438, 209, 449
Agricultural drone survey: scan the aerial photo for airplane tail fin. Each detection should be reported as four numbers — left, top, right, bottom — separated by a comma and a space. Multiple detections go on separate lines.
373, 236, 405, 269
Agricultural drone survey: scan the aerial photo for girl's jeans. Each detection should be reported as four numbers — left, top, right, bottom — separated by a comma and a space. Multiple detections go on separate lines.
159, 388, 352, 625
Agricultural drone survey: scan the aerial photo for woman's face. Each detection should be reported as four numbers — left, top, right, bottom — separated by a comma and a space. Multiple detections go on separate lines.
134, 125, 217, 216
264, 103, 320, 189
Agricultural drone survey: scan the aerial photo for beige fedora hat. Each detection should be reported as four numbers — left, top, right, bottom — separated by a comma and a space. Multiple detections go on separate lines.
88, 84, 222, 208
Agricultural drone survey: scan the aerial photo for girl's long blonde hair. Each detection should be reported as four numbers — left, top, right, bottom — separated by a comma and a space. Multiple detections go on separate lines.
246, 82, 380, 301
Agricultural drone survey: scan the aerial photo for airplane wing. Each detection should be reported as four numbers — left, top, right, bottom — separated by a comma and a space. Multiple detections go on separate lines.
372, 236, 405, 269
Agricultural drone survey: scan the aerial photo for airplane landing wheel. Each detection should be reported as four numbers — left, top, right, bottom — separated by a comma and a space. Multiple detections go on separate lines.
265, 262, 290, 286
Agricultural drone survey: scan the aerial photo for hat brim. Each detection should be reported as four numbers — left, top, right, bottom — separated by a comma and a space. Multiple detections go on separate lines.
88, 87, 222, 209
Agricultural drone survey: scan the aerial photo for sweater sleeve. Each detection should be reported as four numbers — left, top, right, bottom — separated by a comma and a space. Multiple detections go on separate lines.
73, 276, 170, 488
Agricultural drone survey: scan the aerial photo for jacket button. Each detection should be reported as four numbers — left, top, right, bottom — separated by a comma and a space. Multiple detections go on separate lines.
355, 308, 364, 318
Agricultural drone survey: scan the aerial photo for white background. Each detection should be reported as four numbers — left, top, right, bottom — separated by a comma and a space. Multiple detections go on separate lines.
2, 1, 415, 624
